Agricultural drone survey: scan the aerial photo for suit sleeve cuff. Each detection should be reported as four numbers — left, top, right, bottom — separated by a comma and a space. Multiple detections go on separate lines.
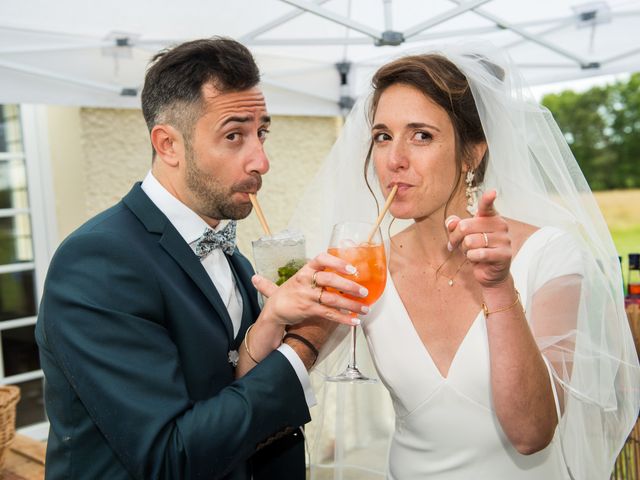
277, 343, 317, 408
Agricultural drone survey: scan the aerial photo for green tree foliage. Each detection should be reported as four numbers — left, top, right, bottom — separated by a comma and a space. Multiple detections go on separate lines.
542, 73, 640, 190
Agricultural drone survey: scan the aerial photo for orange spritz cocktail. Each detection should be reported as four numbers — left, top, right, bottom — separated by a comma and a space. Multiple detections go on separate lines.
325, 221, 386, 383
327, 244, 387, 306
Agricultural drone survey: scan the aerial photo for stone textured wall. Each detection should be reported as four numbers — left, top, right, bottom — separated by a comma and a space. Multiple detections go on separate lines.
66, 108, 339, 257
80, 108, 151, 218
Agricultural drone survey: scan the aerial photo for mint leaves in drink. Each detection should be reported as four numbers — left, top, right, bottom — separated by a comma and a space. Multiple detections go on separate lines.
276, 259, 305, 286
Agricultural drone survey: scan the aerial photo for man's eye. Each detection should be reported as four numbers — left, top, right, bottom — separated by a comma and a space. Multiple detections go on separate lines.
258, 129, 270, 140
226, 133, 239, 141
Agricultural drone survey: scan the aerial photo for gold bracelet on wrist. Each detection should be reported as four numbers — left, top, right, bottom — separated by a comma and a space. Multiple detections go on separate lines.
482, 289, 523, 318
244, 324, 259, 364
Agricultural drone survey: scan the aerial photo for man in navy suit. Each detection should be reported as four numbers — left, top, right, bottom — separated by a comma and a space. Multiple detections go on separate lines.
35, 37, 368, 479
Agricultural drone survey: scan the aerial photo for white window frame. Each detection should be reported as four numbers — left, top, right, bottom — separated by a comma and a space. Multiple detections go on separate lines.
0, 104, 58, 441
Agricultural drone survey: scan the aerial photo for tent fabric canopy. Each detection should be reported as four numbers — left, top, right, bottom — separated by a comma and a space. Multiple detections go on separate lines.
1, 0, 639, 116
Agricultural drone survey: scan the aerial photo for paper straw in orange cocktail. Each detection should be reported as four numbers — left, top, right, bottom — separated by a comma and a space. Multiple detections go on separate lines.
367, 185, 398, 243
249, 193, 272, 237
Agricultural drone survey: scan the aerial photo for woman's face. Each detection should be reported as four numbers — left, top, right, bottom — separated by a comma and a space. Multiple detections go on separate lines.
372, 83, 464, 221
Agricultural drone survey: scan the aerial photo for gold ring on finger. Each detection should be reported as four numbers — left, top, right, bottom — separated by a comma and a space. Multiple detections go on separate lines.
311, 271, 319, 289
482, 232, 489, 248
317, 288, 325, 304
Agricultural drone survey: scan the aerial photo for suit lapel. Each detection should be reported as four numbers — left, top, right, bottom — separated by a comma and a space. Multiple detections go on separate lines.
227, 252, 260, 347
123, 183, 234, 343
159, 228, 234, 342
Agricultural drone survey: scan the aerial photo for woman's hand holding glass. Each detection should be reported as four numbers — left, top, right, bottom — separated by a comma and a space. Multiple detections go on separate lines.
247, 253, 369, 370
251, 252, 369, 327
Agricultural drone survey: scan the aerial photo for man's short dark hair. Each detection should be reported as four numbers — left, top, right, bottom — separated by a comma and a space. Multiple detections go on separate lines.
141, 37, 260, 154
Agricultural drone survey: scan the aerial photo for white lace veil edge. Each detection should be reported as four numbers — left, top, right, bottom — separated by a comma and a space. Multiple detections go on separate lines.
289, 40, 640, 480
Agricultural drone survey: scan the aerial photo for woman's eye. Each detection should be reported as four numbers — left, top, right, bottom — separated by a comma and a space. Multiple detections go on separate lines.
373, 132, 390, 142
414, 131, 432, 141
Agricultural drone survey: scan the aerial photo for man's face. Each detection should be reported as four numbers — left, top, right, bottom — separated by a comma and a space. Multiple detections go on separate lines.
182, 83, 270, 222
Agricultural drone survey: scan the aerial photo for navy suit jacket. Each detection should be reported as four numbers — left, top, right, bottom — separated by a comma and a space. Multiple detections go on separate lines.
35, 183, 310, 479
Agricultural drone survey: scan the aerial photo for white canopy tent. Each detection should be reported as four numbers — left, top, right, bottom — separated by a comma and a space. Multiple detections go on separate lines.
1, 0, 639, 116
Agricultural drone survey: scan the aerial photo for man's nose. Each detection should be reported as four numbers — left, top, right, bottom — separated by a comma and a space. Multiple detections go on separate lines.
248, 142, 270, 175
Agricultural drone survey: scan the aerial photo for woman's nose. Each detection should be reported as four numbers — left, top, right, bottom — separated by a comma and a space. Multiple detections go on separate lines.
386, 142, 409, 171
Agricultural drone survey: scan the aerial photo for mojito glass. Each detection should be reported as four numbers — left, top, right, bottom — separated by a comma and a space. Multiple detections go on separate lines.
252, 229, 306, 287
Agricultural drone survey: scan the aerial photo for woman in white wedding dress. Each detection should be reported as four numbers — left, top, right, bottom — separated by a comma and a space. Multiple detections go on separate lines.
361, 53, 570, 479
290, 44, 639, 480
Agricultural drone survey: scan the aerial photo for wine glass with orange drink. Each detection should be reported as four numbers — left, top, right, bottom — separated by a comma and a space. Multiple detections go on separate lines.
325, 221, 387, 383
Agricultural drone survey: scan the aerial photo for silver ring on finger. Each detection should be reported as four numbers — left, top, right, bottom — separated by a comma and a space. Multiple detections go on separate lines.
482, 232, 489, 248
311, 271, 320, 289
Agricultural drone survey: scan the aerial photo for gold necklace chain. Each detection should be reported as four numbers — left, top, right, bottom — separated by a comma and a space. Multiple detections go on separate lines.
423, 251, 469, 287
393, 238, 468, 287
426, 251, 454, 276
436, 257, 469, 286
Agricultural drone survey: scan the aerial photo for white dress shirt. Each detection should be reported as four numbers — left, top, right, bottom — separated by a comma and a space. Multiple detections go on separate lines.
141, 171, 315, 407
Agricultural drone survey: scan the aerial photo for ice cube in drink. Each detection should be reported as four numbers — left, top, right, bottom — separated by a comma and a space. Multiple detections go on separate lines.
252, 229, 306, 285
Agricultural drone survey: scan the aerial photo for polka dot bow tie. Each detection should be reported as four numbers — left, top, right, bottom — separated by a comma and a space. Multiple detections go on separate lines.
194, 221, 237, 258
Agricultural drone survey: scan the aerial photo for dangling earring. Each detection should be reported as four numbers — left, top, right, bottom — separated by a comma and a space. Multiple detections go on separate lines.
465, 168, 478, 215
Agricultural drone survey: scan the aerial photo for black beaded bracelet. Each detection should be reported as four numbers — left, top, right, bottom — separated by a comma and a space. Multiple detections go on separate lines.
283, 333, 319, 363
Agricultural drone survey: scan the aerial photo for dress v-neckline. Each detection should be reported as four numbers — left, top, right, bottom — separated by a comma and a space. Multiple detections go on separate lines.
387, 275, 482, 380
385, 227, 546, 380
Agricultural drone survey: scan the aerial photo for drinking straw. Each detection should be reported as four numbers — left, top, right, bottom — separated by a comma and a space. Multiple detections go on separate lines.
367, 185, 398, 243
249, 193, 272, 236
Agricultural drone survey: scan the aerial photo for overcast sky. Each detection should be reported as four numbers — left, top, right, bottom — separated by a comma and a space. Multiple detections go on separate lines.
531, 72, 632, 101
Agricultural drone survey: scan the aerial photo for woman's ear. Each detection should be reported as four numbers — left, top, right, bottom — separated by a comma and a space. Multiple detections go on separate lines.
150, 124, 184, 168
470, 142, 488, 169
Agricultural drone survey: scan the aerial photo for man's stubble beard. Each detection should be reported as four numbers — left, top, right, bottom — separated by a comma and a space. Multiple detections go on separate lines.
184, 146, 258, 221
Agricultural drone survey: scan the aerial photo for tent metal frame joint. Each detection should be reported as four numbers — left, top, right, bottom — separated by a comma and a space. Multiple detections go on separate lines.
375, 30, 405, 46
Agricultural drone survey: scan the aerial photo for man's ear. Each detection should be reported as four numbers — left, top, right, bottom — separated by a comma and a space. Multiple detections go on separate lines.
150, 124, 184, 167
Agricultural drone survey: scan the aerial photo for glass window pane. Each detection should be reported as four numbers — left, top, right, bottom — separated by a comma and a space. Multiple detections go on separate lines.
13, 379, 45, 428
0, 270, 36, 321
0, 158, 28, 209
0, 105, 23, 153
2, 325, 40, 377
0, 214, 33, 264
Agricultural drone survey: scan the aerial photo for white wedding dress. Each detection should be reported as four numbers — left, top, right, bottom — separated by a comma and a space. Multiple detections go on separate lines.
362, 227, 578, 479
